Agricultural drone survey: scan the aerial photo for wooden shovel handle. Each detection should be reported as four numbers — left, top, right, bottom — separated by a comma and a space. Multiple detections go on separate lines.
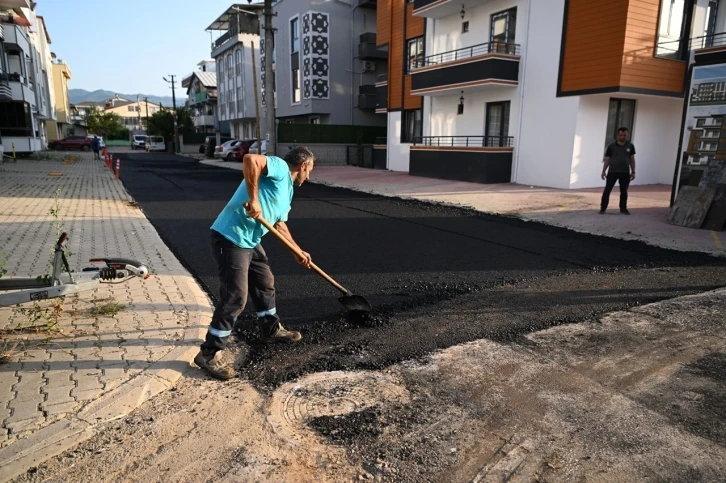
244, 204, 350, 295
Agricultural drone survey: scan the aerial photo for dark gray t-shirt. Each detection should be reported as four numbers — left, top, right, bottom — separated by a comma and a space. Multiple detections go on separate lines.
605, 141, 636, 173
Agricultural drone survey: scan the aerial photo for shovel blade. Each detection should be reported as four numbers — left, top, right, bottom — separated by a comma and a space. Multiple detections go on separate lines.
338, 294, 372, 313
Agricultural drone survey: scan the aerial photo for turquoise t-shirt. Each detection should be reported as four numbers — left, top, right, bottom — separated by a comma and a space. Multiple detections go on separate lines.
210, 156, 294, 248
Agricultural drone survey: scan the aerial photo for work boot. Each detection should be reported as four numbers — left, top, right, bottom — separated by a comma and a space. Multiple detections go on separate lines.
598, 209, 606, 215
620, 209, 631, 215
194, 350, 235, 380
260, 324, 302, 344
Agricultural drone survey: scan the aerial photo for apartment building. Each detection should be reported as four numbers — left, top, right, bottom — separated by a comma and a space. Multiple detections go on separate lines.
266, 0, 387, 127
182, 60, 218, 134
0, 1, 57, 154
207, 4, 265, 140
376, 0, 723, 190
45, 56, 72, 141
102, 94, 162, 133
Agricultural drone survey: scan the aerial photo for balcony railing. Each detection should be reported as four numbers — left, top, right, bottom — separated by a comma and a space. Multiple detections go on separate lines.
374, 137, 387, 145
0, 72, 26, 84
657, 31, 726, 60
412, 41, 520, 70
376, 73, 388, 83
414, 135, 515, 148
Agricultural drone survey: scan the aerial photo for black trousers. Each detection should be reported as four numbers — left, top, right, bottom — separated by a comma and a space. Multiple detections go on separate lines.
201, 230, 280, 354
601, 172, 630, 211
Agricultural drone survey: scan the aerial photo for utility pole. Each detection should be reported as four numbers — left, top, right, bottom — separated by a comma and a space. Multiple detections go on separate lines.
143, 96, 150, 129
163, 75, 179, 153
264, 0, 276, 155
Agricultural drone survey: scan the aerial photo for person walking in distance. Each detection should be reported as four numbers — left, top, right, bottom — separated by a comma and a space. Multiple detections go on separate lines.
600, 127, 636, 215
91, 135, 101, 161
194, 146, 316, 380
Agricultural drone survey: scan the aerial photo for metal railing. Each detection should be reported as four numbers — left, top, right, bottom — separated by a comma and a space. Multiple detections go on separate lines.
657, 31, 726, 60
414, 135, 515, 148
0, 72, 25, 84
412, 41, 520, 70
374, 137, 387, 145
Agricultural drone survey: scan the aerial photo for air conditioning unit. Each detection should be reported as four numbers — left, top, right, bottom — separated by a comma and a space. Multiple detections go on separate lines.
362, 60, 375, 72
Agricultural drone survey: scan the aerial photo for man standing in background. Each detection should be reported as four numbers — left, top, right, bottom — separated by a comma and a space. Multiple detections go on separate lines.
600, 127, 636, 215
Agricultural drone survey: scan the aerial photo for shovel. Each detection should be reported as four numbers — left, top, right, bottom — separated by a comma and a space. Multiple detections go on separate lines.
244, 204, 372, 314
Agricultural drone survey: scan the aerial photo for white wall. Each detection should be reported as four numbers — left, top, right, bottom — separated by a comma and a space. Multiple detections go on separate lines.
516, 0, 578, 189
428, 0, 527, 56
387, 111, 410, 171
428, 86, 520, 139
569, 94, 684, 189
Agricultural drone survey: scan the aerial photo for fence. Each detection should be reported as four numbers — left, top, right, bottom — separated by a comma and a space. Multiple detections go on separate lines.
277, 123, 387, 144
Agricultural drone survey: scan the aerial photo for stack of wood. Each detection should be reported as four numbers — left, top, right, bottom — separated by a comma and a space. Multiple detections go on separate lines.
668, 159, 726, 231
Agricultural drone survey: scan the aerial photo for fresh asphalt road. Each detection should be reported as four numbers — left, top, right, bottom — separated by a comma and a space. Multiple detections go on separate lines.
118, 152, 726, 387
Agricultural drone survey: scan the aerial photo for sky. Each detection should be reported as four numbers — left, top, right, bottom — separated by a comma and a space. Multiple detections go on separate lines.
36, 0, 237, 95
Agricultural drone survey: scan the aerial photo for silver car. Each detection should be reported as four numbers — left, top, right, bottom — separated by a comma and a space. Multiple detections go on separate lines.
214, 140, 241, 160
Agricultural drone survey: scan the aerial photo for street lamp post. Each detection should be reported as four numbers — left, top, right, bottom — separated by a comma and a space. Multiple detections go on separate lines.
163, 75, 179, 153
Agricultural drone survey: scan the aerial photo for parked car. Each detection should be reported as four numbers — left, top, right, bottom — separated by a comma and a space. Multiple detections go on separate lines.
230, 140, 256, 161
248, 140, 267, 155
131, 135, 147, 150
145, 136, 165, 152
204, 135, 233, 158
49, 136, 92, 151
214, 139, 241, 160
87, 135, 105, 148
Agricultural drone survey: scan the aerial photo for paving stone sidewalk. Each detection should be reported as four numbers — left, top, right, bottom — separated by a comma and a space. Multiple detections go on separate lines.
0, 153, 211, 481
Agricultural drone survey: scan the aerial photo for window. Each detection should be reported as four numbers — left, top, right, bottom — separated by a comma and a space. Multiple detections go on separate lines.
292, 68, 300, 103
227, 54, 233, 78
402, 109, 422, 143
655, 0, 689, 57
0, 101, 32, 136
485, 101, 511, 147
291, 17, 300, 53
310, 117, 320, 124
128, 106, 135, 112
462, 21, 469, 33
406, 37, 424, 73
604, 98, 636, 150
235, 49, 242, 75
490, 8, 517, 54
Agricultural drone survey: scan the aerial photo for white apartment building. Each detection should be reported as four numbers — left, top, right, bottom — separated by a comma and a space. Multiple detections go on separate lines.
207, 4, 266, 140
377, 0, 724, 190
0, 1, 57, 154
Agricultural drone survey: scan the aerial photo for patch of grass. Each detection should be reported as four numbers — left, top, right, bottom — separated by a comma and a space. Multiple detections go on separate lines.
0, 339, 21, 365
91, 302, 126, 317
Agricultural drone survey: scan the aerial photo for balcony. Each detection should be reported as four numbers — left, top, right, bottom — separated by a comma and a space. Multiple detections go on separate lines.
358, 85, 376, 110
0, 82, 10, 101
375, 84, 387, 111
410, 41, 520, 95
413, 0, 489, 18
190, 91, 215, 105
1, 22, 30, 54
359, 33, 388, 60
194, 114, 216, 127
410, 135, 514, 184
0, 73, 35, 104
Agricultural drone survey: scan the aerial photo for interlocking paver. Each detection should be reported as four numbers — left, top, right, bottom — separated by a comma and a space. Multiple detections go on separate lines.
0, 153, 208, 474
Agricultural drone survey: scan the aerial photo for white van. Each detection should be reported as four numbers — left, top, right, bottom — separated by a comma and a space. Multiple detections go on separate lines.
145, 136, 165, 152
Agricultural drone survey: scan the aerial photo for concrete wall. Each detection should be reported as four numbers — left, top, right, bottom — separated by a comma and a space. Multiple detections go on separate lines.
428, 0, 528, 56
387, 111, 410, 171
516, 0, 579, 189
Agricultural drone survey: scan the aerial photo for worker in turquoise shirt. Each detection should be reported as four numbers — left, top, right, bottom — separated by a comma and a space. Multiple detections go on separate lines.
195, 146, 315, 380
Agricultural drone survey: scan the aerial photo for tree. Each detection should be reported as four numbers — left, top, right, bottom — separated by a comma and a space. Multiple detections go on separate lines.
85, 107, 127, 140
146, 108, 193, 144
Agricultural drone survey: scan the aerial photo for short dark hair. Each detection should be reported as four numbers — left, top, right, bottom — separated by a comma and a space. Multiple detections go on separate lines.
284, 146, 315, 166
617, 127, 629, 133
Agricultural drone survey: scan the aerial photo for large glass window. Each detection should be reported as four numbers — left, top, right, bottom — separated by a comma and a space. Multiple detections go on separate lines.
605, 98, 636, 150
402, 109, 422, 143
291, 17, 300, 53
406, 37, 424, 73
655, 0, 690, 57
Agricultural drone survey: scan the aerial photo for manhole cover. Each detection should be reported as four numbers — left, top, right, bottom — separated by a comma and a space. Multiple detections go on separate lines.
267, 371, 409, 451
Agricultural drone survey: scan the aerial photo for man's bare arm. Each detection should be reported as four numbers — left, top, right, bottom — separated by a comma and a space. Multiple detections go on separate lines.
601, 157, 611, 180
274, 221, 312, 268
630, 155, 636, 180
242, 154, 267, 218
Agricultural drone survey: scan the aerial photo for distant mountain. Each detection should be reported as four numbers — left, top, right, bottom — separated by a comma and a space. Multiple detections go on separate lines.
69, 89, 176, 107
